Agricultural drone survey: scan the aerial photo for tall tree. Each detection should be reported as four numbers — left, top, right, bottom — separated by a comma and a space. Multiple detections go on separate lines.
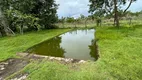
89, 0, 137, 27
0, 0, 58, 35
30, 0, 58, 29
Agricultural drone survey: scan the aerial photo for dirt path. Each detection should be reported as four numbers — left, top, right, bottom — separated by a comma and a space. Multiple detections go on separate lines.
0, 58, 29, 79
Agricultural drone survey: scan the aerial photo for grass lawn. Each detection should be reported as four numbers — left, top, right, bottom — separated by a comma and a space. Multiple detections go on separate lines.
0, 29, 70, 61
6, 25, 142, 80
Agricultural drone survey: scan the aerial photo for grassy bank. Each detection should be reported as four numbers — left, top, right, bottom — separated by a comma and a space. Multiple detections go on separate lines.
0, 29, 70, 61
95, 25, 142, 80
6, 25, 142, 80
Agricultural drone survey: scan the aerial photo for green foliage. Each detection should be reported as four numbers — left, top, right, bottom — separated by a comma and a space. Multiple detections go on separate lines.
80, 14, 85, 19
89, 0, 137, 27
58, 17, 65, 23
32, 0, 58, 29
0, 0, 58, 35
5, 10, 40, 32
89, 0, 137, 14
66, 17, 75, 23
0, 14, 7, 36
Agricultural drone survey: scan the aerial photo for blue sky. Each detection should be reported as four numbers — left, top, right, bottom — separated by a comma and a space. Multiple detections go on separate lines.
55, 0, 142, 18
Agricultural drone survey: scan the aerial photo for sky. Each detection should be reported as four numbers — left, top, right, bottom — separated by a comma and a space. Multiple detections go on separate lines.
55, 0, 142, 18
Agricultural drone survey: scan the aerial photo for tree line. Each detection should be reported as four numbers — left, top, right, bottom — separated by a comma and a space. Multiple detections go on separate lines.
0, 0, 58, 36
0, 0, 139, 37
58, 10, 141, 27
89, 0, 137, 27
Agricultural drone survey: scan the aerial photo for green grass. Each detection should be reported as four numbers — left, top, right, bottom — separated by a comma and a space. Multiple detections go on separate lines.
27, 26, 142, 80
2, 25, 142, 80
0, 29, 70, 61
8, 59, 108, 80
95, 25, 142, 80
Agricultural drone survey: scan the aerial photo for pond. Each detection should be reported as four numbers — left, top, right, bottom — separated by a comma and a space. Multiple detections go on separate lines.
27, 29, 99, 61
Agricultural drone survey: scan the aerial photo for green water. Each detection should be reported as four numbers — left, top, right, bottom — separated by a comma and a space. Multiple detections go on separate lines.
27, 29, 99, 61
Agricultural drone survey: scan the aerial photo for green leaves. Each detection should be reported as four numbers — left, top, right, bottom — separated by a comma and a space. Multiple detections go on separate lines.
0, 0, 58, 34
89, 0, 137, 16
5, 9, 40, 32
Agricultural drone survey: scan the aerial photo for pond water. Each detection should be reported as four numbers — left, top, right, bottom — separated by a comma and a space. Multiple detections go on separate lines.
27, 29, 99, 61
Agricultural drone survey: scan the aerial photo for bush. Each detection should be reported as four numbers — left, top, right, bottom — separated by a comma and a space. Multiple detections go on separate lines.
5, 10, 40, 33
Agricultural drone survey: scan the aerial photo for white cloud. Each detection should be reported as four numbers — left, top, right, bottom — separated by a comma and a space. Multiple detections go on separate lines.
55, 0, 90, 18
55, 0, 142, 18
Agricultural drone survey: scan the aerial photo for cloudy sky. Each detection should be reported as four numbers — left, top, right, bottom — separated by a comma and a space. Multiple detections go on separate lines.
55, 0, 142, 18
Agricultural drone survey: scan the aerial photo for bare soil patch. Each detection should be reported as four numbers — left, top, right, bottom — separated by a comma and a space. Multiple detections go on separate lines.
0, 58, 29, 79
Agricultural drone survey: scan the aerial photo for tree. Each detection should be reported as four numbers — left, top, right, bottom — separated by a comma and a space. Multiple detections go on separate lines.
31, 0, 58, 29
0, 9, 15, 36
4, 9, 40, 34
58, 17, 65, 28
0, 0, 58, 35
78, 14, 88, 27
89, 0, 137, 27
80, 14, 85, 19
125, 11, 140, 25
66, 17, 75, 23
93, 11, 104, 26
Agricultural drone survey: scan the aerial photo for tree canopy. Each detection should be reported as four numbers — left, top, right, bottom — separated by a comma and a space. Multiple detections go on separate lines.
89, 0, 137, 27
0, 0, 58, 36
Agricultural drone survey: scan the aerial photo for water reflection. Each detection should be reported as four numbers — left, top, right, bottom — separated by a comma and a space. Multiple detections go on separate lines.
27, 29, 99, 61
89, 40, 99, 61
28, 36, 65, 57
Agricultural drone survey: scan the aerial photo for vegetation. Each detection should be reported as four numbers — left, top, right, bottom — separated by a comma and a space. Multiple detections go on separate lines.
95, 25, 142, 80
0, 29, 70, 61
6, 25, 142, 80
0, 0, 58, 36
0, 0, 142, 79
56, 11, 142, 28
89, 0, 137, 27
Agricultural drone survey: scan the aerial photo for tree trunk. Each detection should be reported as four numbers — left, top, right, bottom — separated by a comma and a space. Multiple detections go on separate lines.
0, 10, 15, 36
20, 24, 23, 35
7, 27, 15, 35
114, 0, 119, 27
0, 26, 7, 36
